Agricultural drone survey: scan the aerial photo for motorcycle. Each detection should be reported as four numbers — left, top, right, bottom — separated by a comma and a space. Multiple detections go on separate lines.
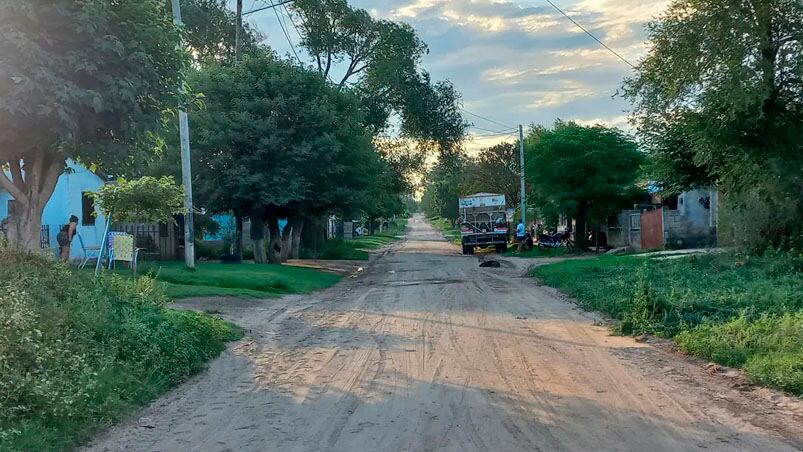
537, 230, 575, 251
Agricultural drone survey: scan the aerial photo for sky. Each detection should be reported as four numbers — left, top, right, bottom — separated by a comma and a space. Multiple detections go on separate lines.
237, 0, 670, 152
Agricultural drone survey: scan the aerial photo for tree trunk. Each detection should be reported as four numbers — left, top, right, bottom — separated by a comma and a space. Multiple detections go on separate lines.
290, 217, 304, 259
280, 219, 292, 262
233, 214, 244, 259
300, 215, 326, 254
575, 202, 589, 251
267, 216, 282, 264
0, 154, 63, 251
250, 214, 267, 264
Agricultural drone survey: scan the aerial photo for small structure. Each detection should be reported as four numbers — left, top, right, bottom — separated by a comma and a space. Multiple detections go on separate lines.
0, 160, 108, 259
606, 187, 718, 251
0, 160, 181, 261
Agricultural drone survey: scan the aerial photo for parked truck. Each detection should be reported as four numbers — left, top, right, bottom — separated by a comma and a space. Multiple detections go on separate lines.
458, 193, 509, 255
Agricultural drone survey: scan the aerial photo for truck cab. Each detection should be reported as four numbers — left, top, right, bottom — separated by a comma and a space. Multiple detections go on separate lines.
458, 193, 509, 255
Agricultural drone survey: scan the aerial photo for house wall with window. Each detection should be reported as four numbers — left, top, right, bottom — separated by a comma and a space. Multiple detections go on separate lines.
0, 160, 107, 260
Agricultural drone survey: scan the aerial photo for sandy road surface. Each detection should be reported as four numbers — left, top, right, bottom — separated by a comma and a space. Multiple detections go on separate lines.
87, 215, 803, 451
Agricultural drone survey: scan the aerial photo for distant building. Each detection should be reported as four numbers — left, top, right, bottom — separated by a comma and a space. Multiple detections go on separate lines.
0, 160, 109, 260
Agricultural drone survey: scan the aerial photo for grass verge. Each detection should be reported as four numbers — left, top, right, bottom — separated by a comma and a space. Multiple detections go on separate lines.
0, 245, 242, 451
305, 218, 408, 261
141, 261, 342, 299
428, 217, 462, 244
503, 247, 570, 258
533, 252, 803, 396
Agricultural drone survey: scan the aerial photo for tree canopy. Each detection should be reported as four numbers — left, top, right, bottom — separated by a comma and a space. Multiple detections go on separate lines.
623, 0, 803, 248
172, 0, 261, 64
189, 52, 389, 262
289, 0, 468, 155
524, 122, 645, 250
91, 177, 185, 224
0, 0, 187, 249
462, 142, 522, 209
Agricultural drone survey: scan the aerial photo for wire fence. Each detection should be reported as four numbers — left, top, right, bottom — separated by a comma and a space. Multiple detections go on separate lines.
0, 224, 50, 250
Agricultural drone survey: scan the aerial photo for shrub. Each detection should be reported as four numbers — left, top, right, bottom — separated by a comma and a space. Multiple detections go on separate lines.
0, 244, 241, 450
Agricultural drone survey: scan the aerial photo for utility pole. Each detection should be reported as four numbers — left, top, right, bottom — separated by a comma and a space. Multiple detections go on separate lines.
519, 124, 526, 227
235, 0, 243, 63
171, 0, 196, 269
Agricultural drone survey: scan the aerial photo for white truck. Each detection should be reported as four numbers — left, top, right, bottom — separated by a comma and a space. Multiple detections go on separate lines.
458, 193, 509, 255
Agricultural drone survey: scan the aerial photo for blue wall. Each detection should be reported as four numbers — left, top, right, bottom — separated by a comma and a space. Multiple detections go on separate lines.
1, 160, 107, 260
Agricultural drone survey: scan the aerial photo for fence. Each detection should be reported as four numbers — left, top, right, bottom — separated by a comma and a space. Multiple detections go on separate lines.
0, 224, 50, 250
115, 222, 178, 260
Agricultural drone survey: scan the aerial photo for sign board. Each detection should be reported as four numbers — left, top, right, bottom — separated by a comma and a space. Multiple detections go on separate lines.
343, 221, 354, 240
459, 194, 506, 209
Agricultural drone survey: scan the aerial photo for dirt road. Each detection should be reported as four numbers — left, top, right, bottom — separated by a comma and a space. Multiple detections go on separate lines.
87, 215, 803, 451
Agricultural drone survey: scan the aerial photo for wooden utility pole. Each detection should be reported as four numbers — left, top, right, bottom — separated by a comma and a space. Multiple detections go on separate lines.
171, 0, 196, 269
235, 0, 243, 63
519, 124, 526, 227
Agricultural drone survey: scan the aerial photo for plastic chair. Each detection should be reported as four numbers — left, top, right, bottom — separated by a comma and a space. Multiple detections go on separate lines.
77, 234, 101, 269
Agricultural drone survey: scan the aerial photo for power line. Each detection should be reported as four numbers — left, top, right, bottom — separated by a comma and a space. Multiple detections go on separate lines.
243, 0, 293, 16
461, 108, 516, 130
541, 0, 635, 69
471, 130, 519, 138
470, 125, 517, 135
269, 0, 302, 64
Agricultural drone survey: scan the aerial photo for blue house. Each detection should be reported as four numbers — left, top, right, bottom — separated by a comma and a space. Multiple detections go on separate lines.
0, 160, 109, 261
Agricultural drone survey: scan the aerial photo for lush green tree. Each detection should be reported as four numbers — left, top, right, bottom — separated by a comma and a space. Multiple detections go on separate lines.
91, 177, 185, 224
525, 122, 645, 250
0, 0, 187, 250
172, 0, 261, 64
289, 0, 468, 154
189, 52, 381, 263
462, 142, 521, 209
421, 161, 464, 225
623, 0, 803, 248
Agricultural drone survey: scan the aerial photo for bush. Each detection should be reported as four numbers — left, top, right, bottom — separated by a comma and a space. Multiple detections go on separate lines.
0, 245, 241, 450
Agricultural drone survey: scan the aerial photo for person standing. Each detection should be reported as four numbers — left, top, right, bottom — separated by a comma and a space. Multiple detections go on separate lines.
57, 215, 79, 261
516, 220, 526, 253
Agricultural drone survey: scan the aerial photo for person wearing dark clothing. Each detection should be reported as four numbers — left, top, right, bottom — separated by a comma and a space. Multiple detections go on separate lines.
57, 215, 79, 261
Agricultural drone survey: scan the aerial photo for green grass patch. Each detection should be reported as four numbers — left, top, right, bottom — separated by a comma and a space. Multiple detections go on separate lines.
428, 217, 462, 244
0, 245, 243, 451
141, 261, 342, 299
503, 247, 569, 258
305, 218, 408, 261
533, 252, 803, 395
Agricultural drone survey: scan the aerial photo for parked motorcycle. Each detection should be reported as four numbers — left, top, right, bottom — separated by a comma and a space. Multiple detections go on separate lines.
537, 231, 575, 251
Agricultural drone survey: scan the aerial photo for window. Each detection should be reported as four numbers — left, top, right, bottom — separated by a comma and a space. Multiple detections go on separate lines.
81, 192, 96, 225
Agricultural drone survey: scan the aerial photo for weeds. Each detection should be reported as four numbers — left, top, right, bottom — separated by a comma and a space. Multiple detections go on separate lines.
0, 245, 242, 450
534, 252, 803, 395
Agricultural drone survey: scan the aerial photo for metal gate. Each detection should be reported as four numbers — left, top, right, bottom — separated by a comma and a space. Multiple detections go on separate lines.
640, 208, 664, 250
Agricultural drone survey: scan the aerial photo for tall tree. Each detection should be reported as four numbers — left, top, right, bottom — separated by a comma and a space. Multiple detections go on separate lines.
623, 0, 803, 247
173, 0, 261, 64
525, 122, 645, 250
189, 52, 382, 263
289, 0, 468, 153
0, 0, 187, 250
462, 142, 521, 208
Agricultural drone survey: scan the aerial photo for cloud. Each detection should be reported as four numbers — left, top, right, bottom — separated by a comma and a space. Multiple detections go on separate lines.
243, 0, 667, 138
